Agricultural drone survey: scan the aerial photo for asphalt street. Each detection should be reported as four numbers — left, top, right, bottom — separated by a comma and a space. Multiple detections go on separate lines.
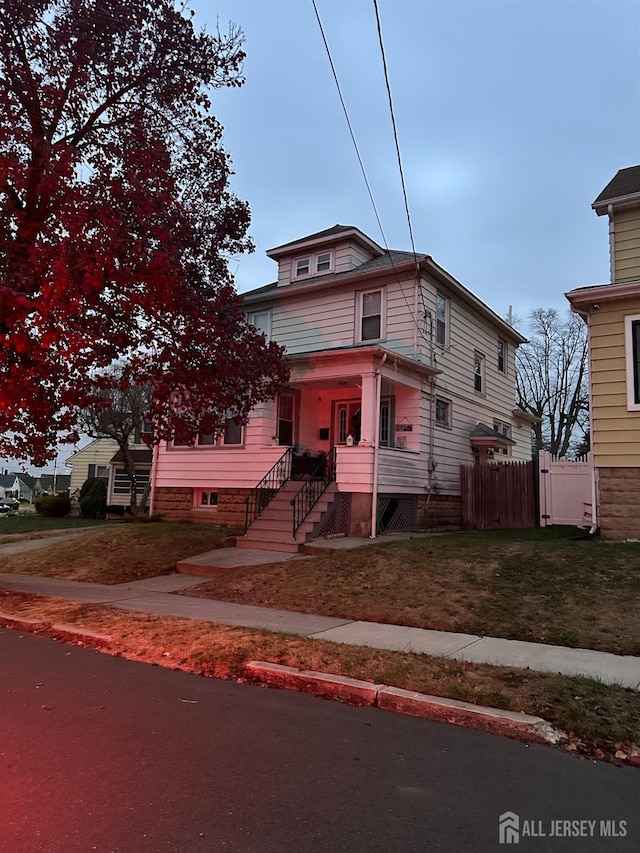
0, 628, 637, 853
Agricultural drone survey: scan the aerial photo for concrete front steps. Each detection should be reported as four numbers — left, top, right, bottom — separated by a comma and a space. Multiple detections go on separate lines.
236, 480, 337, 553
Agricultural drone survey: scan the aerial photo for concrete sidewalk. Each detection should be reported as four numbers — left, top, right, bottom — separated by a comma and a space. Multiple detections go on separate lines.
1, 570, 640, 690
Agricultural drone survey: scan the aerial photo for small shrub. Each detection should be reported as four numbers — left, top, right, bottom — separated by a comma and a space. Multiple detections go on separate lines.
35, 493, 71, 518
79, 477, 107, 518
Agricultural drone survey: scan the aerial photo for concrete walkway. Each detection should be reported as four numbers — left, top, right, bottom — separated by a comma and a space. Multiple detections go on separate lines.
1, 570, 639, 690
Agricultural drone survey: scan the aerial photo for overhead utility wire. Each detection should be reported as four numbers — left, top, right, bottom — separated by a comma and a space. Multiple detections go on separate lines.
311, 0, 430, 344
372, 0, 428, 323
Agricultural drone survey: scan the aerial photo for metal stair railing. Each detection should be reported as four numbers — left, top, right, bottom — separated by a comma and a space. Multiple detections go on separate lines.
291, 446, 337, 538
244, 447, 293, 533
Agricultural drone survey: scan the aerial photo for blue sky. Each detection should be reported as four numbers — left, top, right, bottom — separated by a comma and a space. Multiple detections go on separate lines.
7, 0, 639, 474
194, 0, 639, 318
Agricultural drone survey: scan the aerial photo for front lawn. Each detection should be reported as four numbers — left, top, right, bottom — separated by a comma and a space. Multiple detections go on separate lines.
183, 527, 640, 657
0, 521, 240, 584
0, 514, 102, 537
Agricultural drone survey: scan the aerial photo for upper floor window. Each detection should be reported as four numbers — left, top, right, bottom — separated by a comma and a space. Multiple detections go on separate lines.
474, 352, 485, 394
497, 340, 506, 373
294, 251, 334, 279
435, 293, 449, 347
357, 288, 386, 342
624, 314, 640, 411
247, 309, 272, 342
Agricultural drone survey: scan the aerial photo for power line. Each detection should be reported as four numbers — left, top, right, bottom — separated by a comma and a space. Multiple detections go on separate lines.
311, 0, 431, 345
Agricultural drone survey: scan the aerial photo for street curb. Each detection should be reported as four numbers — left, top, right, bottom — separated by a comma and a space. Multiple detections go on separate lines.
0, 610, 47, 631
0, 612, 112, 647
245, 661, 384, 705
50, 623, 113, 646
245, 661, 566, 745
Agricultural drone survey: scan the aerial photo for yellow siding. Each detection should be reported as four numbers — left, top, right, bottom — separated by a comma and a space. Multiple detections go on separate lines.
613, 209, 640, 282
589, 297, 640, 467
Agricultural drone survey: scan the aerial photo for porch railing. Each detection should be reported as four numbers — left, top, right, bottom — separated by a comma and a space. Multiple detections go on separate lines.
291, 446, 337, 538
244, 447, 293, 533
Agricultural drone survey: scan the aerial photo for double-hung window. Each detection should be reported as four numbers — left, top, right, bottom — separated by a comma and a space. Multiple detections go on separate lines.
294, 251, 334, 279
435, 293, 449, 347
197, 415, 243, 447
474, 352, 485, 394
435, 397, 451, 428
357, 288, 385, 342
247, 309, 272, 342
493, 419, 512, 455
497, 340, 506, 373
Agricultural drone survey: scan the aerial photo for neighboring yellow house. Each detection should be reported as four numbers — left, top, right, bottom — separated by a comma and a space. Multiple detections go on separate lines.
566, 165, 640, 539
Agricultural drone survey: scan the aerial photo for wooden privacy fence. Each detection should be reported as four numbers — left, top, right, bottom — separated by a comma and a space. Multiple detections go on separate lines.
461, 461, 537, 530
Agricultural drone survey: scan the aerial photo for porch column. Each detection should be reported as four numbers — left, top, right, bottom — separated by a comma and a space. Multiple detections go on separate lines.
359, 371, 377, 446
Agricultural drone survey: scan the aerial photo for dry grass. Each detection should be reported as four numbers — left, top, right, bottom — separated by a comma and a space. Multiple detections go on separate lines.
1, 588, 638, 752
183, 528, 640, 657
0, 520, 240, 584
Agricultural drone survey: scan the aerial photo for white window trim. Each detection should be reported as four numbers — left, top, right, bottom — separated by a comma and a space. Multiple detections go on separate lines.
247, 308, 272, 342
474, 351, 486, 395
355, 287, 387, 343
435, 292, 450, 348
497, 339, 507, 374
624, 313, 640, 411
293, 251, 335, 279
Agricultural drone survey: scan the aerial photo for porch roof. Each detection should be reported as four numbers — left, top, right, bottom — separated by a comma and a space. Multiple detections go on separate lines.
470, 422, 516, 449
286, 345, 440, 382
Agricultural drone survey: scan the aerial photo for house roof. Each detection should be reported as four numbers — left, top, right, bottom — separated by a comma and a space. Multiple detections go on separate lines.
37, 474, 71, 491
470, 422, 516, 447
267, 224, 384, 259
243, 240, 527, 345
16, 473, 36, 488
110, 449, 153, 465
592, 165, 640, 214
0, 474, 15, 488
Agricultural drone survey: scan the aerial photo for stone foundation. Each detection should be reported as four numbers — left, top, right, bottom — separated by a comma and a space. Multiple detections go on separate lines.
417, 494, 462, 530
153, 486, 251, 526
598, 468, 640, 540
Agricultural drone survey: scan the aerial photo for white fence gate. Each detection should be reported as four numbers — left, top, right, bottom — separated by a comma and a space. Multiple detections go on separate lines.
538, 451, 593, 527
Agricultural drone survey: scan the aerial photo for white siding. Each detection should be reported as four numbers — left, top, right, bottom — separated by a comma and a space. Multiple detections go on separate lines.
67, 438, 119, 494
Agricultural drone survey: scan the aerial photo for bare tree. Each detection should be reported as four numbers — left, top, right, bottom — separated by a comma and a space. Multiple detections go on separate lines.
516, 308, 589, 457
80, 373, 154, 517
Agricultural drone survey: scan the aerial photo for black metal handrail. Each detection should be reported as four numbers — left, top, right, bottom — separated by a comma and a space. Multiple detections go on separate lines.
244, 447, 293, 533
291, 446, 337, 538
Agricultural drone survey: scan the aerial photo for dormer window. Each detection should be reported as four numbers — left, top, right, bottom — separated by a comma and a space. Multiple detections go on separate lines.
294, 251, 334, 279
316, 252, 332, 272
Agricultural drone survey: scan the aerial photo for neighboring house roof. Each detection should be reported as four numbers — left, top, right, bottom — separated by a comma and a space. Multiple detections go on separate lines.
592, 165, 640, 214
37, 474, 71, 492
110, 449, 153, 464
0, 474, 15, 489
16, 473, 36, 489
566, 279, 640, 316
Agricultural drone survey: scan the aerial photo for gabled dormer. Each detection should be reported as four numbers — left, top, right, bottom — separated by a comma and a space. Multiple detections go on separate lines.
267, 224, 384, 287
593, 165, 640, 283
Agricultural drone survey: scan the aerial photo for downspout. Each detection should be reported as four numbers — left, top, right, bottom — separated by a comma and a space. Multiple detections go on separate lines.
608, 203, 616, 282
370, 353, 388, 538
585, 317, 599, 534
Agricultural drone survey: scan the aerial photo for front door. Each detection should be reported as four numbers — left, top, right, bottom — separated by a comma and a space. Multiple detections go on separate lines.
334, 400, 361, 444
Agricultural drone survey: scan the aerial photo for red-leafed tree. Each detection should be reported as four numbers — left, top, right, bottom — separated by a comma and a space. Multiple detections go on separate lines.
0, 0, 288, 466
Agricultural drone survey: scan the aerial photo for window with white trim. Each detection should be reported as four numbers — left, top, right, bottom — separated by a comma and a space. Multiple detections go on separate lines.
625, 314, 640, 411
474, 351, 485, 394
435, 293, 449, 347
200, 491, 218, 507
112, 469, 150, 495
294, 251, 334, 279
247, 309, 272, 342
435, 397, 451, 428
197, 415, 243, 447
497, 339, 506, 373
493, 419, 512, 455
357, 288, 385, 342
